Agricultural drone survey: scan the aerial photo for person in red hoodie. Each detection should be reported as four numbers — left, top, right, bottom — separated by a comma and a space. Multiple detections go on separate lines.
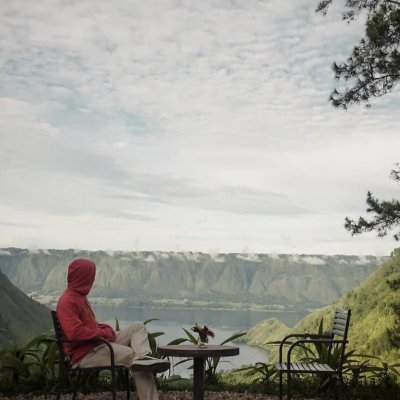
57, 258, 169, 400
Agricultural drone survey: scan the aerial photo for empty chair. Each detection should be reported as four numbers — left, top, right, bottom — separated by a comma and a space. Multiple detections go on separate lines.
274, 308, 351, 400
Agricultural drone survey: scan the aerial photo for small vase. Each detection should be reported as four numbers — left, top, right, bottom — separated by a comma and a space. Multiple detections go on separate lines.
197, 338, 208, 347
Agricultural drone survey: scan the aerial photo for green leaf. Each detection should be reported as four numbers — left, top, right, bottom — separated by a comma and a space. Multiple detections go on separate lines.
173, 358, 193, 368
149, 332, 165, 339
0, 355, 29, 376
182, 328, 198, 344
167, 338, 188, 345
44, 343, 58, 378
220, 331, 247, 345
144, 318, 159, 325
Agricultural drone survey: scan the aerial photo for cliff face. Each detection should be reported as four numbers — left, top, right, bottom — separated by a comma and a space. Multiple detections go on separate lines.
0, 248, 385, 310
0, 270, 51, 346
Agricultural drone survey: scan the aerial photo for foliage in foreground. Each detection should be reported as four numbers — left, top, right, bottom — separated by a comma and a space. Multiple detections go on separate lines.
0, 320, 245, 394
2, 325, 400, 400
0, 334, 58, 393
228, 313, 400, 399
228, 337, 400, 400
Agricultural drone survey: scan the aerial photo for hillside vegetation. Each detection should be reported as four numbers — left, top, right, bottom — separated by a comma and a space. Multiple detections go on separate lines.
245, 249, 400, 363
0, 248, 385, 310
0, 271, 51, 346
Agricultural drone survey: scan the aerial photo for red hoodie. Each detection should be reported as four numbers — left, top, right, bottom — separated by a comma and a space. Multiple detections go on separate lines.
56, 259, 116, 364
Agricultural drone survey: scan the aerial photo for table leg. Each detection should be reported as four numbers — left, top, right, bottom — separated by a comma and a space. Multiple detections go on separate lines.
193, 357, 205, 400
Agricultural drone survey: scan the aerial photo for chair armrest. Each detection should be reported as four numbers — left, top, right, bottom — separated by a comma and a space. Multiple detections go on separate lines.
94, 338, 116, 367
287, 338, 348, 366
61, 337, 117, 367
281, 333, 331, 342
278, 333, 331, 362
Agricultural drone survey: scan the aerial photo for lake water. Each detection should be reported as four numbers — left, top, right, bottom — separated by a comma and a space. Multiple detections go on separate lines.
94, 306, 307, 377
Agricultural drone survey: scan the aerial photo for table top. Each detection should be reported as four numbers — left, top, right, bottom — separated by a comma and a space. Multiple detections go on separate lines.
158, 344, 239, 358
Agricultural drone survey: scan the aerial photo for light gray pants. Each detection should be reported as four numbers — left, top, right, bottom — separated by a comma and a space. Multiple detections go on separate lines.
77, 322, 159, 400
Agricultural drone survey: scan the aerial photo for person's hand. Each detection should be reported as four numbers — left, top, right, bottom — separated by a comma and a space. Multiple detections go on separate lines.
98, 323, 116, 342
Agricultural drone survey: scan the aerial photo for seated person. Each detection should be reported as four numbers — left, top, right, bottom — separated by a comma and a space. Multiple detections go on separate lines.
57, 258, 169, 400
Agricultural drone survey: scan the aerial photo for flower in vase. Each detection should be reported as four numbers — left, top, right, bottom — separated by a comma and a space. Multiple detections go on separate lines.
191, 323, 215, 344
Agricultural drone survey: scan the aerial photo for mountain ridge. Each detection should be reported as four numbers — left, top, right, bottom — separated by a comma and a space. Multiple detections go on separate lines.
0, 247, 387, 310
0, 270, 51, 346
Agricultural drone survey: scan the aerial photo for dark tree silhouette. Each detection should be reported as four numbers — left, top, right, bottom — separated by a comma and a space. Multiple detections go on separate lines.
316, 0, 400, 109
345, 165, 400, 240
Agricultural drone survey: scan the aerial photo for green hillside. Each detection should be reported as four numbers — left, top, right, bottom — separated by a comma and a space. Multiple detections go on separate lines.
245, 249, 400, 363
0, 271, 52, 346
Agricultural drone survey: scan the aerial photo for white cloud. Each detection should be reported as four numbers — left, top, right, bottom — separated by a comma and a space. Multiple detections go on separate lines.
144, 255, 155, 263
28, 249, 40, 255
289, 255, 301, 263
301, 256, 326, 266
237, 253, 261, 263
210, 253, 225, 263
183, 252, 201, 261
355, 256, 369, 265
0, 0, 398, 255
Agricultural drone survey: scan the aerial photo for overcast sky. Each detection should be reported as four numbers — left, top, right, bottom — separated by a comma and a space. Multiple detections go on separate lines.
1, 0, 399, 255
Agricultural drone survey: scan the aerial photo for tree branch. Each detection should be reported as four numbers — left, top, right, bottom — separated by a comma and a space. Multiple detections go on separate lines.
385, 0, 400, 7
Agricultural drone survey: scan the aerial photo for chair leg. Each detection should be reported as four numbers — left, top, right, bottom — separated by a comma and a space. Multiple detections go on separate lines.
126, 368, 130, 400
337, 372, 344, 400
72, 384, 78, 400
111, 367, 116, 400
55, 379, 62, 400
279, 370, 283, 400
72, 371, 81, 400
287, 371, 291, 400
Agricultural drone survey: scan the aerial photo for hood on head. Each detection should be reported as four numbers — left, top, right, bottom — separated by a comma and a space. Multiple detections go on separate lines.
67, 259, 96, 295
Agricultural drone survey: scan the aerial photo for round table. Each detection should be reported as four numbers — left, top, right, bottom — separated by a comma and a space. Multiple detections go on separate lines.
158, 344, 239, 400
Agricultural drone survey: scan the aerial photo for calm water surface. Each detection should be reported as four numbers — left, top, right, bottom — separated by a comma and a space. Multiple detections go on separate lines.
94, 306, 307, 377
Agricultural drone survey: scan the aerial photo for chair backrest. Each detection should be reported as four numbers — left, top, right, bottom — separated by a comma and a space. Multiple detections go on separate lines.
329, 308, 351, 370
331, 308, 351, 339
51, 310, 69, 385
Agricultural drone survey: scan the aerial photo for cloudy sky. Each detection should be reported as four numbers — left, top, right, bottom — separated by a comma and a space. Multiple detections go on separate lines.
1, 0, 399, 255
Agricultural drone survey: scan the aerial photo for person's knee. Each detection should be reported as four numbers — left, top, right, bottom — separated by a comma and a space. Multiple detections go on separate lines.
116, 346, 135, 366
128, 321, 148, 334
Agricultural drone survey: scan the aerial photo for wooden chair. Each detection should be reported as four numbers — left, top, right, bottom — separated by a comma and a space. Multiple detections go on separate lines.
274, 308, 351, 400
51, 310, 130, 400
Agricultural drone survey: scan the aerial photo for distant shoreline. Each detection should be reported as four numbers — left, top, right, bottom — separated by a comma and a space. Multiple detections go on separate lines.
30, 292, 312, 314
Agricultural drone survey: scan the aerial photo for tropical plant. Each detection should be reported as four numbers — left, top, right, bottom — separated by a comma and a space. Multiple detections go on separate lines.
234, 362, 277, 385
143, 318, 166, 360
343, 353, 400, 385
0, 334, 58, 392
143, 318, 189, 382
115, 318, 120, 332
